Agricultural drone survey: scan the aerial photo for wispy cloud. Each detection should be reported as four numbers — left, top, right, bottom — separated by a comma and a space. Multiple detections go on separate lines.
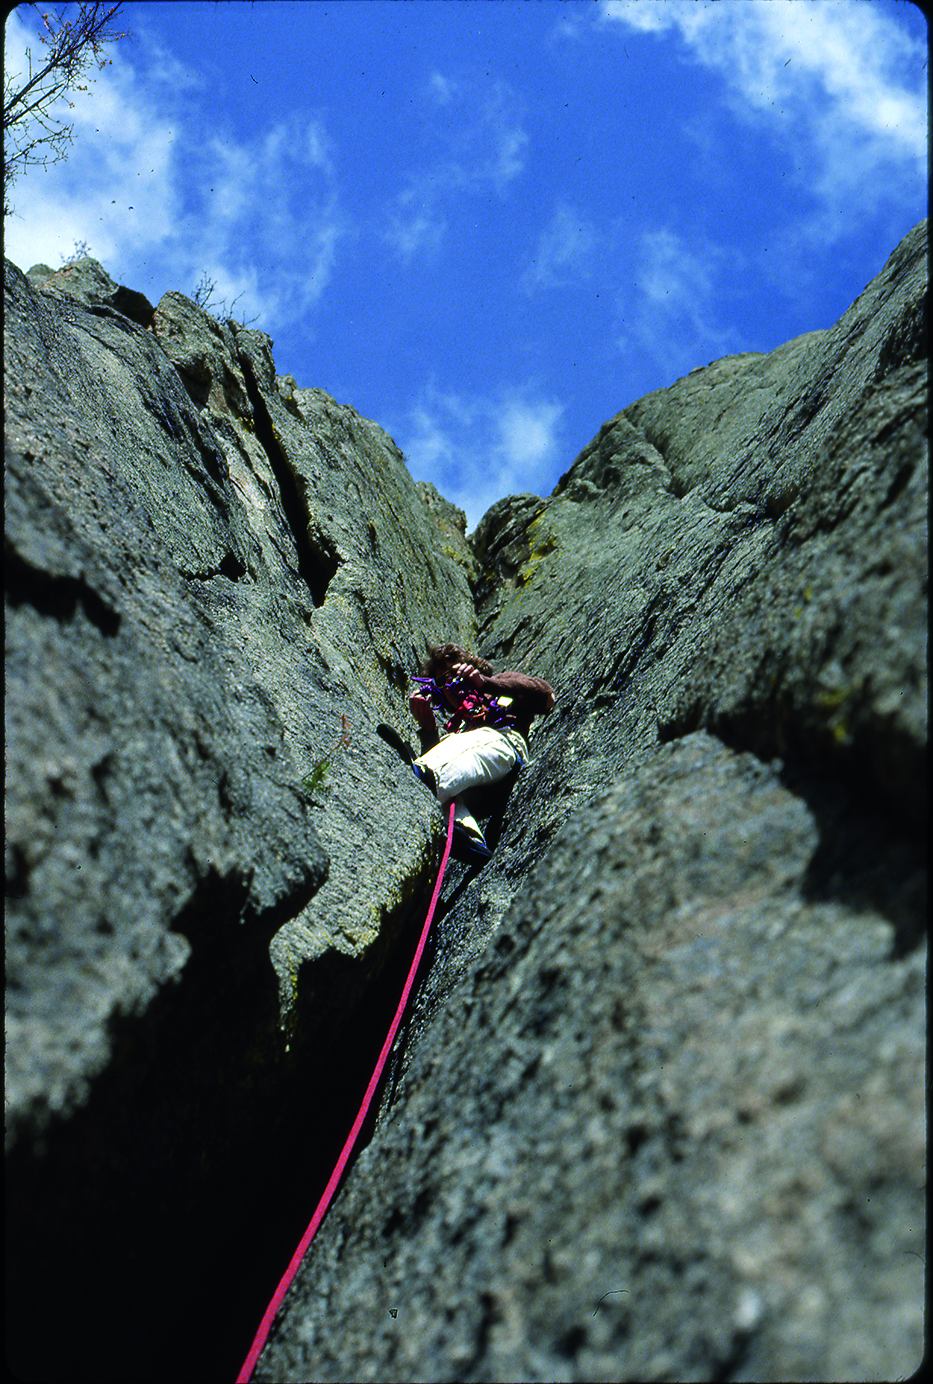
600, 0, 927, 208
617, 227, 747, 384
3, 12, 346, 331
385, 72, 528, 261
481, 82, 530, 193
597, 0, 927, 369
391, 384, 565, 528
427, 71, 459, 105
522, 202, 597, 293
385, 183, 449, 263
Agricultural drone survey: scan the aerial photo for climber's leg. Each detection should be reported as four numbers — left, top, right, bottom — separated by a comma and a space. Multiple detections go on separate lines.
413, 726, 526, 801
412, 728, 528, 857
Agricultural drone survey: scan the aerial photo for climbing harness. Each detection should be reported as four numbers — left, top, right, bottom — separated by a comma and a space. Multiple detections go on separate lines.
235, 800, 457, 1383
411, 673, 512, 733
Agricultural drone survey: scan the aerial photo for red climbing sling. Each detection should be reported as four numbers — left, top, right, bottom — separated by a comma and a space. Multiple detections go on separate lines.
235, 800, 457, 1383
411, 673, 512, 733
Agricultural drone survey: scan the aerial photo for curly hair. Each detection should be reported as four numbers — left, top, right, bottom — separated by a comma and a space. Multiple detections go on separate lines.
423, 642, 494, 678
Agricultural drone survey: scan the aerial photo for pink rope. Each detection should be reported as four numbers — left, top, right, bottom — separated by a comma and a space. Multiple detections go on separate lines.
236, 799, 457, 1383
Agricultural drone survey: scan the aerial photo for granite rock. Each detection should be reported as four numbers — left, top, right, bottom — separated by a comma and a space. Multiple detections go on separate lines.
4, 256, 476, 1381
4, 221, 926, 1384
255, 221, 927, 1384
259, 735, 924, 1384
31, 253, 157, 327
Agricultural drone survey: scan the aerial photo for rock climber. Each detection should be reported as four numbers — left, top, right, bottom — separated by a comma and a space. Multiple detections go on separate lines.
408, 642, 556, 861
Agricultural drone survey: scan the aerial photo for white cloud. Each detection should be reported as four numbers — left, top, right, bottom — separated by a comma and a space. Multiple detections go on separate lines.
549, 12, 590, 44
637, 228, 713, 308
427, 71, 459, 105
385, 72, 528, 261
3, 12, 180, 267
391, 385, 565, 529
483, 85, 529, 193
498, 397, 564, 468
598, 0, 927, 331
522, 202, 597, 293
385, 184, 449, 263
3, 12, 346, 332
599, 0, 928, 192
617, 226, 746, 384
602, 0, 674, 34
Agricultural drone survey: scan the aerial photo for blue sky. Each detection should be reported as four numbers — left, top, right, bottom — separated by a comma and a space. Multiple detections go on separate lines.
4, 0, 927, 529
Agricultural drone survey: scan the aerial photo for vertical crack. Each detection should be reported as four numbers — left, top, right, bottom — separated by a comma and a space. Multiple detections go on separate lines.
237, 352, 341, 607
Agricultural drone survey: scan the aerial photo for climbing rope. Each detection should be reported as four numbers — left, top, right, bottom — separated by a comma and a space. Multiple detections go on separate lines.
236, 799, 457, 1383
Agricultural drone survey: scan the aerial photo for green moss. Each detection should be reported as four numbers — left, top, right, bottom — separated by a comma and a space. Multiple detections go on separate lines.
517, 515, 558, 588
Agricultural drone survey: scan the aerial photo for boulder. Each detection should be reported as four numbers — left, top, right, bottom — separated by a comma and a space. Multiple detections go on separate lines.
32, 253, 157, 326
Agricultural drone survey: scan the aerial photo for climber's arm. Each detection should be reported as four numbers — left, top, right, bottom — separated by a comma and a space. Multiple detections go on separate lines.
481, 670, 556, 715
409, 691, 440, 749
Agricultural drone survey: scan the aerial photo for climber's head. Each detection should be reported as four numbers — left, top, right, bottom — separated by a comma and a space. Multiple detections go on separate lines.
424, 643, 493, 684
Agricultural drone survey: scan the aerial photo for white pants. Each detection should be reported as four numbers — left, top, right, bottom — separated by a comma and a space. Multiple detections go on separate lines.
414, 727, 528, 838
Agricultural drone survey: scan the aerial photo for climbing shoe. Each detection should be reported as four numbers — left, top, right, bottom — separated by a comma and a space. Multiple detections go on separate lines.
412, 763, 438, 796
454, 824, 492, 861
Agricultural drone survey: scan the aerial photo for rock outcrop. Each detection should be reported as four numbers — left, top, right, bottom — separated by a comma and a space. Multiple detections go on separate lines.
5, 255, 476, 1382
4, 220, 926, 1384
250, 220, 926, 1384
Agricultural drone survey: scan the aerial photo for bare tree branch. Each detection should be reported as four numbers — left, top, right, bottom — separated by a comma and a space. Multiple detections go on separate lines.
4, 2, 131, 216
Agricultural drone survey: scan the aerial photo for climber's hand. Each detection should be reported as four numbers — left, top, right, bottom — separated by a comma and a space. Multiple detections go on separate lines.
451, 662, 484, 687
409, 693, 436, 728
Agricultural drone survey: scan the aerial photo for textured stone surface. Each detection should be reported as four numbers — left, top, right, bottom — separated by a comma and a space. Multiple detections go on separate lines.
30, 254, 157, 326
4, 256, 476, 1381
258, 737, 924, 1384
4, 221, 926, 1384
256, 221, 927, 1383
416, 477, 480, 586
5, 255, 473, 1151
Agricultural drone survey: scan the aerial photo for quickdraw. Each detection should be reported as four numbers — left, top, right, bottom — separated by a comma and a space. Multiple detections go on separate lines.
411, 674, 510, 733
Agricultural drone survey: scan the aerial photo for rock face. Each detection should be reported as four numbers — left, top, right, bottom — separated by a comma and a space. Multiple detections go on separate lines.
5, 256, 476, 1382
4, 221, 926, 1384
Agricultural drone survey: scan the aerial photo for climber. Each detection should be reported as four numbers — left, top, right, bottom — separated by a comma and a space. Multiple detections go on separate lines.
408, 642, 556, 861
